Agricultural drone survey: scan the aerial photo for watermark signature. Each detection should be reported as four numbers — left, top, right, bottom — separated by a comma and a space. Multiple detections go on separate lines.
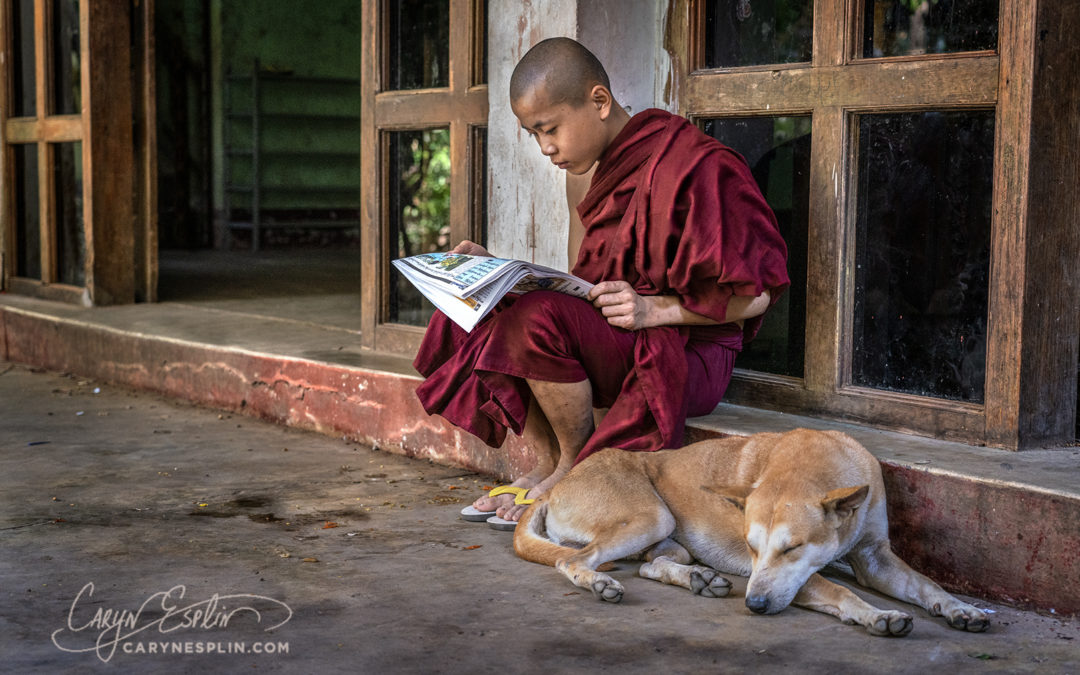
51, 582, 293, 663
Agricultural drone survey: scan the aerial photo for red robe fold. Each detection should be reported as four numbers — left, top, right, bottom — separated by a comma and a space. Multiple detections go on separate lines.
414, 108, 789, 463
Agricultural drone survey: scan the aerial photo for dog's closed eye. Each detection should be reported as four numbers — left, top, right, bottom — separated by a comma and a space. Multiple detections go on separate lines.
782, 544, 802, 555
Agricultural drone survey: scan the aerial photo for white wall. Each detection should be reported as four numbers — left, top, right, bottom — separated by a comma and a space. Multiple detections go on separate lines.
486, 0, 671, 270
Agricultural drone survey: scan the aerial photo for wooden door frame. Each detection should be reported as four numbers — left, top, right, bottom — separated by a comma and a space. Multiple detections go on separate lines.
0, 0, 154, 305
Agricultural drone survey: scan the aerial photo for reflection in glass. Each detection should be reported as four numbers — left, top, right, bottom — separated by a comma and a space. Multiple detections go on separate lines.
13, 0, 37, 117
55, 142, 86, 286
388, 128, 451, 326
14, 145, 42, 280
703, 116, 811, 378
704, 0, 813, 68
852, 111, 994, 402
53, 0, 82, 115
863, 0, 998, 58
387, 0, 449, 90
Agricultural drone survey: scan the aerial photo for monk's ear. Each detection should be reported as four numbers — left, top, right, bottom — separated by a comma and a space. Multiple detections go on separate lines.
822, 485, 869, 522
701, 484, 752, 512
589, 84, 613, 118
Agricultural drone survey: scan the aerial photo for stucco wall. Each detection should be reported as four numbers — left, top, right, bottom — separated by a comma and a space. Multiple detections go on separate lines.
486, 0, 671, 269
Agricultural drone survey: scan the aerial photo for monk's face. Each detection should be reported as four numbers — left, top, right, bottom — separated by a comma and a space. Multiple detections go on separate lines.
512, 86, 612, 175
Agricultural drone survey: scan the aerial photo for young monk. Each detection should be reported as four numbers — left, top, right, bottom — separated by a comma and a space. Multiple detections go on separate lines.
414, 37, 790, 525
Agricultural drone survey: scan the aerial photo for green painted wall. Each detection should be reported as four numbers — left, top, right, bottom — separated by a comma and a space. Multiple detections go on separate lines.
211, 0, 363, 220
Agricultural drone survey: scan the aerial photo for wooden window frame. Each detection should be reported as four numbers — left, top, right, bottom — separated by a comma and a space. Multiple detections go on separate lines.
360, 0, 488, 356
1, 0, 150, 305
672, 0, 1080, 449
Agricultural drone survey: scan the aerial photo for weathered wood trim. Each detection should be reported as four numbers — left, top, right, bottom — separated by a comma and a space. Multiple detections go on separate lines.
804, 105, 846, 392
83, 0, 135, 304
135, 0, 158, 303
3, 115, 82, 142
685, 55, 998, 114
813, 0, 845, 67
359, 0, 379, 349
7, 276, 88, 304
373, 88, 487, 127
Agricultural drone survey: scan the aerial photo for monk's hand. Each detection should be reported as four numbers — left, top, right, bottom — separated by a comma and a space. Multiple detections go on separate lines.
589, 280, 652, 330
451, 240, 491, 257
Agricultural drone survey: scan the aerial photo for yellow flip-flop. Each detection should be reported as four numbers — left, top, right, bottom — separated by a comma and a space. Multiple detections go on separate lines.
459, 485, 534, 523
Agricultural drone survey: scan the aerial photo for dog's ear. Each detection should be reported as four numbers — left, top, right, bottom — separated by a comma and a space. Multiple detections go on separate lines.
821, 485, 870, 521
701, 484, 752, 511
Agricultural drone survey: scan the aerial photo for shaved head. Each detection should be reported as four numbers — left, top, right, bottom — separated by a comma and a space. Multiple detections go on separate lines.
510, 37, 611, 107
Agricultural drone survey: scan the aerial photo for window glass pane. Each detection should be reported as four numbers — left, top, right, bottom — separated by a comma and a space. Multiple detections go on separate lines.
863, 0, 998, 58
388, 128, 451, 326
12, 0, 37, 117
55, 142, 86, 286
704, 0, 813, 68
703, 116, 810, 378
387, 0, 449, 90
852, 111, 994, 402
53, 0, 82, 115
14, 144, 42, 280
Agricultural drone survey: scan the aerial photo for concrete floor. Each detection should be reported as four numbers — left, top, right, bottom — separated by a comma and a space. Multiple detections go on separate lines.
2, 362, 1079, 674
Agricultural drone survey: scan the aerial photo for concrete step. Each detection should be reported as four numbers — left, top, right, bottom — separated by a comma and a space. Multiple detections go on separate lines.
3, 293, 1078, 616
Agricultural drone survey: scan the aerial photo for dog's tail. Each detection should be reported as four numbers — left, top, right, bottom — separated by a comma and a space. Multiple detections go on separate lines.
513, 501, 615, 572
509, 502, 569, 565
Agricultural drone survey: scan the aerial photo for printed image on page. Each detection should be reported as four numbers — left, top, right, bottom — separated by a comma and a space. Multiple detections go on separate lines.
397, 252, 514, 294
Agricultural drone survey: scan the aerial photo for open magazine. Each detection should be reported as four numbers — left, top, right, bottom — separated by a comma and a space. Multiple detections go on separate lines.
392, 252, 594, 332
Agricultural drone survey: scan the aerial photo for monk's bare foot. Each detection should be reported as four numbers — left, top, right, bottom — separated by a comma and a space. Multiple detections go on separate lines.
491, 466, 571, 522
471, 476, 542, 516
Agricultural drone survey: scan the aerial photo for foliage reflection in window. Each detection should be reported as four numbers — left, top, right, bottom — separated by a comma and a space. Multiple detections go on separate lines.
388, 128, 451, 326
863, 0, 998, 58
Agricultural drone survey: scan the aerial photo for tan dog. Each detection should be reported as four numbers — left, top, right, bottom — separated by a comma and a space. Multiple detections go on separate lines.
514, 428, 989, 636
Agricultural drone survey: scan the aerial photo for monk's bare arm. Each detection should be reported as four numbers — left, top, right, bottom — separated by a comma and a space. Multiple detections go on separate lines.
590, 280, 770, 330
566, 167, 594, 269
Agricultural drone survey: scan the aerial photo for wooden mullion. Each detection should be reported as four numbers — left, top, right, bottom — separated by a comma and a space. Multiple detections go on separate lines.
37, 140, 55, 282
359, 0, 379, 349
448, 0, 468, 94
374, 88, 487, 127
802, 105, 846, 393
4, 115, 82, 142
813, 0, 846, 67
33, 0, 46, 118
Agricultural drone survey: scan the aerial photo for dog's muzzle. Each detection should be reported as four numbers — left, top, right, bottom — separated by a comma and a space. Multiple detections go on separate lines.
745, 594, 770, 614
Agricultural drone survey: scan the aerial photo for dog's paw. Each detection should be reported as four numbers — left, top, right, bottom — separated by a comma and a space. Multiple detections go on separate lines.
591, 577, 624, 603
690, 567, 732, 598
935, 602, 990, 633
865, 610, 913, 637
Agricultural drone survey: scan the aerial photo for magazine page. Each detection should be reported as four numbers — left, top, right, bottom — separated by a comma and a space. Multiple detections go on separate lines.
393, 252, 517, 296
392, 253, 595, 332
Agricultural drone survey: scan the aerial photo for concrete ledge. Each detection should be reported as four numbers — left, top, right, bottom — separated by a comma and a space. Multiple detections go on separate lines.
2, 294, 1078, 616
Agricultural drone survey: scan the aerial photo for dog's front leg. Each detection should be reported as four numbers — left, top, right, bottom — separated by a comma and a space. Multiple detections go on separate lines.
793, 573, 913, 637
847, 542, 989, 632
637, 540, 732, 598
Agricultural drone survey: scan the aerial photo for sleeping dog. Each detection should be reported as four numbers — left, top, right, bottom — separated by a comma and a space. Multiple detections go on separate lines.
513, 428, 989, 636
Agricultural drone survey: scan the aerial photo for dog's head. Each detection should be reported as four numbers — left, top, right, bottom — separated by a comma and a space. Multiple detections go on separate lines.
720, 483, 869, 615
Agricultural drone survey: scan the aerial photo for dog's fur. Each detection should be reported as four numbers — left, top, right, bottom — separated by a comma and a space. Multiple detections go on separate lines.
514, 428, 989, 636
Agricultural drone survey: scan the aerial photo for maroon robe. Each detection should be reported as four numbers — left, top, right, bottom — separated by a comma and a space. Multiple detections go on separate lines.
414, 109, 789, 463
